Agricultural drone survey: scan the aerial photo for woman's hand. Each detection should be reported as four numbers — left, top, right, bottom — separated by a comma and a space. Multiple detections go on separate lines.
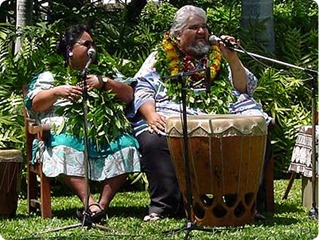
54, 85, 83, 102
86, 75, 102, 91
77, 75, 102, 91
32, 84, 82, 112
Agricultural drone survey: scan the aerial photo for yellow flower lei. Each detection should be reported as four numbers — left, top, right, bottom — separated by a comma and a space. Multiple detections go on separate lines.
161, 32, 222, 81
154, 32, 233, 114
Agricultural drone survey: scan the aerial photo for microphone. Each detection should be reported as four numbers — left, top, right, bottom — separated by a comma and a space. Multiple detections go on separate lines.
84, 48, 96, 69
209, 35, 238, 49
87, 48, 96, 59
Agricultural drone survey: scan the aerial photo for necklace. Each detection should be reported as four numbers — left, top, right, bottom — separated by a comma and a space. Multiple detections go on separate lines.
154, 32, 233, 114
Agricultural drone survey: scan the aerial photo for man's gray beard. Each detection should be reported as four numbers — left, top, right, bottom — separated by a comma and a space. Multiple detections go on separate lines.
185, 42, 210, 58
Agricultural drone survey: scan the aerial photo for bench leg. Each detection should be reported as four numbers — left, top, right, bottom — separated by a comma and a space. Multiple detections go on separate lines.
40, 171, 52, 218
282, 172, 297, 200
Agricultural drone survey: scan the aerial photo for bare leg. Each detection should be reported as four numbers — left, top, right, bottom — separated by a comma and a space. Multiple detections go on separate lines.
98, 173, 128, 211
61, 175, 98, 211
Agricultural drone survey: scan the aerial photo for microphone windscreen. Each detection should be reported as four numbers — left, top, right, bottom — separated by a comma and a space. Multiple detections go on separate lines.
87, 48, 96, 58
209, 35, 221, 44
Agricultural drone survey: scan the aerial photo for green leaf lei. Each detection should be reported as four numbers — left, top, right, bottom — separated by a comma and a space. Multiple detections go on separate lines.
54, 53, 131, 151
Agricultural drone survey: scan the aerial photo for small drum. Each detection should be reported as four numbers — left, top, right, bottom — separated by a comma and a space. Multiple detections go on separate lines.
166, 114, 267, 227
289, 125, 319, 178
0, 149, 23, 218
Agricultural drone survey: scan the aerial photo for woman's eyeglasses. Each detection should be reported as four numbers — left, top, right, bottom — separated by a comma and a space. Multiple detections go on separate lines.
76, 40, 95, 48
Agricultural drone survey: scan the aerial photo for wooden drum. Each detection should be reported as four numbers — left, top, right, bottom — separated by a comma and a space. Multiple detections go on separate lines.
0, 149, 23, 218
166, 114, 267, 227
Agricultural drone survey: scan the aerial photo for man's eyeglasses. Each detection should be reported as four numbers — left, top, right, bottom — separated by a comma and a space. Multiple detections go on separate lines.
76, 40, 95, 48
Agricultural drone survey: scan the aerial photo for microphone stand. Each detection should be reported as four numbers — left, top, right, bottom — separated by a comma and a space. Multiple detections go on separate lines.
77, 58, 110, 230
163, 67, 219, 239
36, 56, 114, 235
232, 47, 318, 220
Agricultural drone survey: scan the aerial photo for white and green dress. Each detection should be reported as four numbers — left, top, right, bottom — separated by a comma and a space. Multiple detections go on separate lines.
25, 71, 141, 181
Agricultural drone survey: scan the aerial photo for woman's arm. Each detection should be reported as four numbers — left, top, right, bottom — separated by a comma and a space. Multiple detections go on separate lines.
101, 77, 134, 104
86, 75, 134, 104
32, 85, 82, 112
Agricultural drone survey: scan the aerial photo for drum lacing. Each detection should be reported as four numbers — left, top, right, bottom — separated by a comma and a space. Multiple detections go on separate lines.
0, 151, 22, 192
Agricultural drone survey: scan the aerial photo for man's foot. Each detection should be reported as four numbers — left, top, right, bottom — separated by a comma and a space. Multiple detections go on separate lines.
143, 213, 163, 222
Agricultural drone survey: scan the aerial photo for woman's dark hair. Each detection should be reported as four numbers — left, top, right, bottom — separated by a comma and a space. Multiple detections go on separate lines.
57, 24, 93, 61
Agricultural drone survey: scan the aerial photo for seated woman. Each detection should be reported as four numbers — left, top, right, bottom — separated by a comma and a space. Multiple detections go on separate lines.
24, 24, 140, 224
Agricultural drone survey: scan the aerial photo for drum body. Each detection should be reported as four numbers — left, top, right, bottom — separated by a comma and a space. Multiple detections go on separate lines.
0, 149, 22, 218
289, 125, 319, 178
166, 114, 267, 227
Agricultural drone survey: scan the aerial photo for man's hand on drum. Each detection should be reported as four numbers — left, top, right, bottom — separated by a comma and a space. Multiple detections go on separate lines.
146, 113, 166, 134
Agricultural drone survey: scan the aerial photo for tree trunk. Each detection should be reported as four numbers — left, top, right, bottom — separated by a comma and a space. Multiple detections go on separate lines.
15, 0, 33, 55
0, 1, 8, 23
241, 0, 275, 53
126, 0, 147, 23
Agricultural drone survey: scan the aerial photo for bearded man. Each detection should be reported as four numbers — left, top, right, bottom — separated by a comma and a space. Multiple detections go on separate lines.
128, 5, 271, 222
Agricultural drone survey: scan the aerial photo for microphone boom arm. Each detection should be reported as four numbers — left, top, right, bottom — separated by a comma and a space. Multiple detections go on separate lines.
231, 48, 318, 75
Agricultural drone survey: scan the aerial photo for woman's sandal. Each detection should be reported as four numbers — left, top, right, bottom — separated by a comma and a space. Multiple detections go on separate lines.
88, 203, 108, 224
76, 203, 107, 224
76, 209, 92, 226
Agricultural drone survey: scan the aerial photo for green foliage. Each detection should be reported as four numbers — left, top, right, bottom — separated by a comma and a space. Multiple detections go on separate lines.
254, 68, 312, 175
274, 0, 318, 36
0, 22, 64, 152
0, 85, 24, 149
141, 2, 177, 38
1, 22, 64, 87
206, 1, 241, 36
0, 22, 62, 150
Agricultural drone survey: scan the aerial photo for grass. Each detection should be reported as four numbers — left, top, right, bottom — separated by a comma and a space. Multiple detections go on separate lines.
0, 179, 318, 239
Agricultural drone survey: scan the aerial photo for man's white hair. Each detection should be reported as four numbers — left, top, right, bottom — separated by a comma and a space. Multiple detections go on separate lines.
170, 5, 207, 38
